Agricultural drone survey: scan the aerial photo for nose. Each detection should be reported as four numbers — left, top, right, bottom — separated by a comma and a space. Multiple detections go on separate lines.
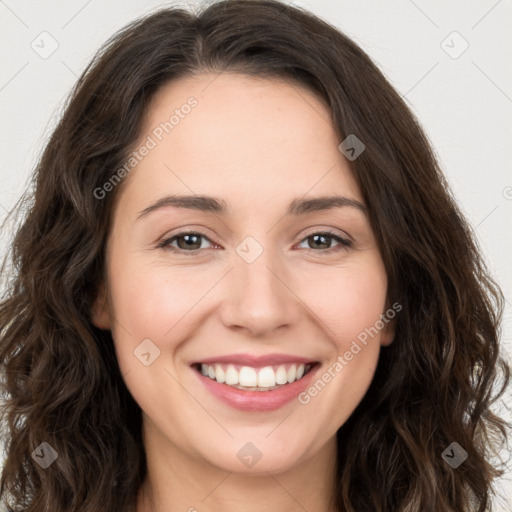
218, 241, 301, 338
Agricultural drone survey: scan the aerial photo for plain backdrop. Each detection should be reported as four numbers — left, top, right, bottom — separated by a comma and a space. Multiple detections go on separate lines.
0, 0, 511, 510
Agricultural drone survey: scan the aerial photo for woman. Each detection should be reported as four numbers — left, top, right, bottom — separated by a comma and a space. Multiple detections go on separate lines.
0, 1, 509, 511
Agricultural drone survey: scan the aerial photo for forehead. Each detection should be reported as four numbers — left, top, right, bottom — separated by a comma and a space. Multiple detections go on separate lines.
118, 72, 362, 218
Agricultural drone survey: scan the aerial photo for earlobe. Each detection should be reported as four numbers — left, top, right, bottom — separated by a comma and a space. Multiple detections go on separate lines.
380, 322, 395, 346
380, 299, 399, 346
91, 281, 111, 330
380, 314, 396, 347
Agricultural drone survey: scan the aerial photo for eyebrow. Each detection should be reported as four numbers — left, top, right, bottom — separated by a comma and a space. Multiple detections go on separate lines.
136, 194, 367, 219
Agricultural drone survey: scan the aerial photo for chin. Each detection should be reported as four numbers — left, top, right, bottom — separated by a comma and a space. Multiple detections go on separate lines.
193, 432, 316, 476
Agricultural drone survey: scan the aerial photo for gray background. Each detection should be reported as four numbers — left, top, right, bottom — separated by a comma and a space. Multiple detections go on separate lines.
1, 0, 511, 509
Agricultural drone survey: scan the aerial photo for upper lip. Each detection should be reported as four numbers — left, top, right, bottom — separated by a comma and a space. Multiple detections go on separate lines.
191, 353, 318, 367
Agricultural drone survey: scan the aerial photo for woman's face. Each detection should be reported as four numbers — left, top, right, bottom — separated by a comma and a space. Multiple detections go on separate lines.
93, 72, 394, 475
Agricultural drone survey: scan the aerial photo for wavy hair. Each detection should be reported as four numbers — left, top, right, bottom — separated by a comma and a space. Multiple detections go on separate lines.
0, 1, 510, 511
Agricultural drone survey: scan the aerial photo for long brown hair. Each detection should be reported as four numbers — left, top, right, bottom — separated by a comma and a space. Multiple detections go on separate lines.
1, 1, 509, 511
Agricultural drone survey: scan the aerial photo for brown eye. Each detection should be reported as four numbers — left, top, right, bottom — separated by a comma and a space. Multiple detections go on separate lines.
297, 231, 352, 254
158, 232, 214, 253
158, 230, 351, 256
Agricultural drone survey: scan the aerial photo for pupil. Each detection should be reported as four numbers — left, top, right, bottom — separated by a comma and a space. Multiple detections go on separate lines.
180, 234, 200, 250
312, 234, 329, 249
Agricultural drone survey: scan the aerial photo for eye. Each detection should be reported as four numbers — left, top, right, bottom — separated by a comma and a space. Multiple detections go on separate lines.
157, 231, 217, 255
296, 230, 352, 254
157, 230, 352, 255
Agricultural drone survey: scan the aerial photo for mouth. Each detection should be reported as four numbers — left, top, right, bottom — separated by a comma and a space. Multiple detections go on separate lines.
190, 355, 320, 412
192, 362, 315, 391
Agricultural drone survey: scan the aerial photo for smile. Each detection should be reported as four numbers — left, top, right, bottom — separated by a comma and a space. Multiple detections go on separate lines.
195, 362, 313, 391
191, 354, 320, 411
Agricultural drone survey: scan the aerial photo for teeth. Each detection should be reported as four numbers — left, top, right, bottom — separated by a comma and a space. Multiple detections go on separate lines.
239, 366, 257, 387
199, 362, 312, 390
257, 366, 276, 388
287, 365, 296, 383
275, 365, 288, 385
215, 364, 225, 383
225, 364, 239, 385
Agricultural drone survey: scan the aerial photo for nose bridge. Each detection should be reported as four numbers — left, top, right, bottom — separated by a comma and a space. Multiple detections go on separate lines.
220, 235, 298, 336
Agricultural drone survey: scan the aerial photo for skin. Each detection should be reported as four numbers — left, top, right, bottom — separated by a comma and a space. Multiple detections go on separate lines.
92, 72, 395, 512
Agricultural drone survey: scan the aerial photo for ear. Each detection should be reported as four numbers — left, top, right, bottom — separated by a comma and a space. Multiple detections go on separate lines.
380, 302, 398, 347
380, 318, 395, 346
90, 280, 111, 330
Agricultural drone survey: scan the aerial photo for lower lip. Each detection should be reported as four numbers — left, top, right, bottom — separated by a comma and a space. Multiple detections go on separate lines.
193, 365, 319, 412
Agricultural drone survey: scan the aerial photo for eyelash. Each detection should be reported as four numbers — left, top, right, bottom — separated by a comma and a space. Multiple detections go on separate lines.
157, 229, 352, 256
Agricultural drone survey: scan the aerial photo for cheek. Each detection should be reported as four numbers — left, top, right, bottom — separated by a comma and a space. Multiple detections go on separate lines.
106, 254, 227, 382
297, 259, 388, 346
297, 258, 387, 403
105, 259, 207, 425
108, 247, 387, 355
108, 259, 210, 337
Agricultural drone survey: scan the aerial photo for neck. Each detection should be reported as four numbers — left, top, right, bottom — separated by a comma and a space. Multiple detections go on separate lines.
136, 417, 339, 512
